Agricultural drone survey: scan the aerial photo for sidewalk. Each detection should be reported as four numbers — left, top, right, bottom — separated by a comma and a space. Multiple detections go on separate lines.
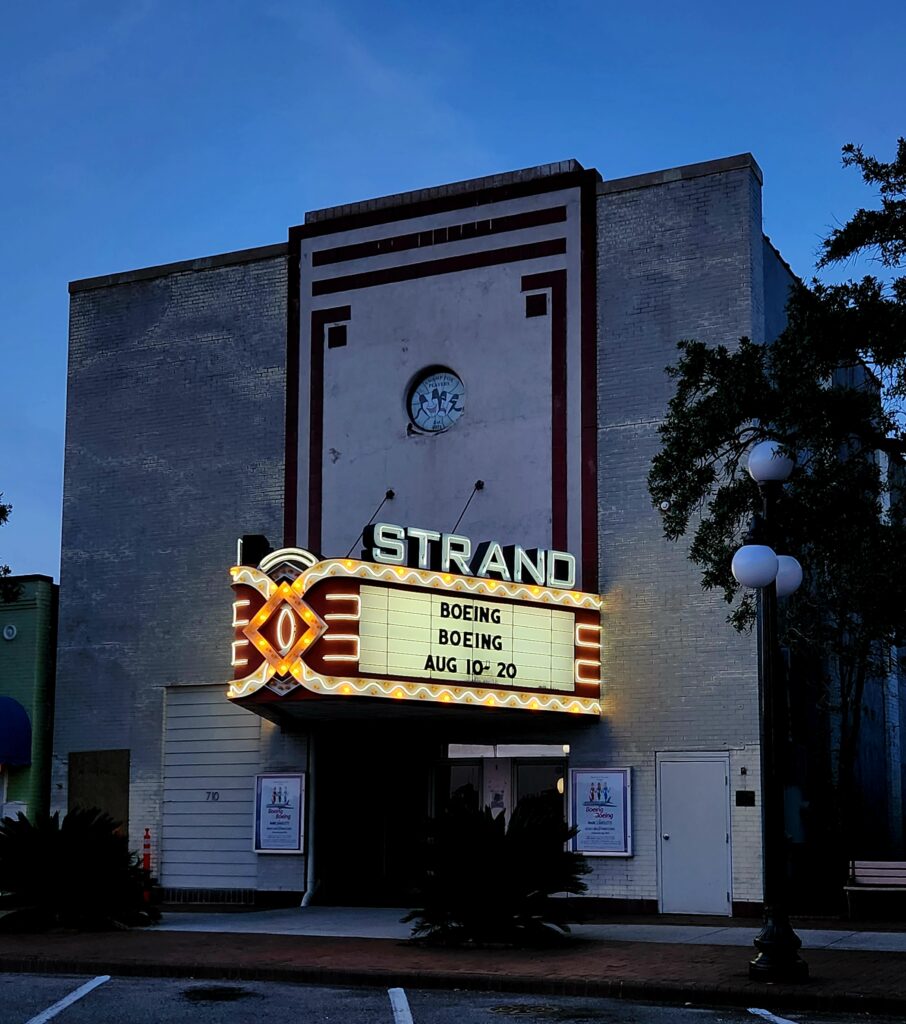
1, 908, 905, 1014
157, 905, 906, 951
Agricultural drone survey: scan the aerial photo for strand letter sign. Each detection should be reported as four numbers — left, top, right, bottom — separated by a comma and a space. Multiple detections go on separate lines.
229, 524, 602, 716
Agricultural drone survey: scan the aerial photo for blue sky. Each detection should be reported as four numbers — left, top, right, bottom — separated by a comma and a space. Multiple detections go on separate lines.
2, 0, 904, 580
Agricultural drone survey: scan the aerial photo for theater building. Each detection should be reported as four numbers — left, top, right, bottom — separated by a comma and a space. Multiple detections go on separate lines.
53, 154, 801, 912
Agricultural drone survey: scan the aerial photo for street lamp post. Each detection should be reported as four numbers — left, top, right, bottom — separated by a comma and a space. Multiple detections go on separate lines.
732, 440, 808, 983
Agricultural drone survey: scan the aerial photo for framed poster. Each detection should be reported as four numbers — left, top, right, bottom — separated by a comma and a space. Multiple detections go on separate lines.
254, 773, 305, 853
569, 768, 632, 856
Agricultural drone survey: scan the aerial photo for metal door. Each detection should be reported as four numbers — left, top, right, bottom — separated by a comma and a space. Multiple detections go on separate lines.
657, 754, 731, 915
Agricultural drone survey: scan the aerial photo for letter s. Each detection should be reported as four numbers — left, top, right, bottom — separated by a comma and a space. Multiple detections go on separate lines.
362, 522, 405, 564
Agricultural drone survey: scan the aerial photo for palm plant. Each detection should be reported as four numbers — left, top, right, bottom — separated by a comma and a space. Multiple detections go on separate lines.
404, 789, 589, 945
0, 808, 158, 930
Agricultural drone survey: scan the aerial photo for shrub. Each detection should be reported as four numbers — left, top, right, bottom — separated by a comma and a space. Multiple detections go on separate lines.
0, 808, 159, 931
403, 789, 589, 945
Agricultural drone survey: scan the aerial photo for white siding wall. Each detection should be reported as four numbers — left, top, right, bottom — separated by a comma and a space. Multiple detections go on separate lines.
161, 685, 261, 889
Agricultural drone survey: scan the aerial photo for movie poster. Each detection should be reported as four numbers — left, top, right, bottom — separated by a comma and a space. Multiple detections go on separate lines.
570, 768, 632, 856
254, 774, 304, 853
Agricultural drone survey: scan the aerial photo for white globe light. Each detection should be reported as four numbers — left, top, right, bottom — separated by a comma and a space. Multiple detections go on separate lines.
747, 440, 794, 483
775, 555, 803, 597
731, 544, 779, 588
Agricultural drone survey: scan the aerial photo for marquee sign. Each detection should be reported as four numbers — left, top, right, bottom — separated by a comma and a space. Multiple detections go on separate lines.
229, 544, 602, 716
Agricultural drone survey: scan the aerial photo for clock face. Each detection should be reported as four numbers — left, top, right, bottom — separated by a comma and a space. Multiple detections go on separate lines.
408, 369, 465, 433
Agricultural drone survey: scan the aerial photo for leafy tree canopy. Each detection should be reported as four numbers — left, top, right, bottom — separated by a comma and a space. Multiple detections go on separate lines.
815, 138, 906, 422
648, 140, 906, 785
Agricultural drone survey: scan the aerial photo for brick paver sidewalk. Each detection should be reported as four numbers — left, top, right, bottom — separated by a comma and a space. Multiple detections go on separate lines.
2, 929, 906, 1013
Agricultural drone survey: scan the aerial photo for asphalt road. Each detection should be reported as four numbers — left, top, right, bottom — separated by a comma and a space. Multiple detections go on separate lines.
2, 975, 904, 1024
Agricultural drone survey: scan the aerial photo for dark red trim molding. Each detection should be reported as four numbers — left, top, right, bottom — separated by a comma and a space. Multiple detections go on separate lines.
522, 270, 568, 552
288, 169, 606, 566
284, 244, 301, 547
312, 206, 567, 267
308, 306, 352, 555
579, 171, 599, 590
294, 170, 587, 240
312, 239, 566, 296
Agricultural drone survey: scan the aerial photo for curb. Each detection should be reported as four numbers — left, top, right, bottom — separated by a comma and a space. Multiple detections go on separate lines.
2, 956, 906, 1016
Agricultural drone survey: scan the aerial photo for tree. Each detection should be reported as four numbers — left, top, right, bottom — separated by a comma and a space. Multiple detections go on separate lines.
0, 493, 21, 603
815, 138, 906, 425
647, 139, 906, 874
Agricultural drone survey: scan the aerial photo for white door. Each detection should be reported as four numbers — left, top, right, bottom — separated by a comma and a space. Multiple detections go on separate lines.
657, 754, 731, 915
161, 685, 261, 890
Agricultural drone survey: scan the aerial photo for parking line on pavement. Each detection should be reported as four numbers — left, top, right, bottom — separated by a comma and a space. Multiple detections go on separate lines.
25, 975, 111, 1024
388, 987, 414, 1024
748, 1008, 796, 1024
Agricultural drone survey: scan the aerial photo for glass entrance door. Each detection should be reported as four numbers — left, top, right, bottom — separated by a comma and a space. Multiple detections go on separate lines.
514, 760, 566, 806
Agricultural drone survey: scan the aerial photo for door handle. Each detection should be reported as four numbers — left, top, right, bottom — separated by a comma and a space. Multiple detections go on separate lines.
662, 834, 670, 840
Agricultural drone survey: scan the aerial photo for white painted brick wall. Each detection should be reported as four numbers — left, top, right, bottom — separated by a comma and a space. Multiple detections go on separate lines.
577, 165, 768, 905
53, 255, 289, 889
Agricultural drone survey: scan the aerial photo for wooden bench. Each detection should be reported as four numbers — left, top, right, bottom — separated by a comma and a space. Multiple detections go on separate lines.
844, 860, 906, 918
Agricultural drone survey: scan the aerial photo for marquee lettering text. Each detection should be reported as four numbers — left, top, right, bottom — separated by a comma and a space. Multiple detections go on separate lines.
362, 522, 576, 589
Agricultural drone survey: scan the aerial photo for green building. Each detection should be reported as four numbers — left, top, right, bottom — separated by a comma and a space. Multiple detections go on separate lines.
0, 575, 58, 820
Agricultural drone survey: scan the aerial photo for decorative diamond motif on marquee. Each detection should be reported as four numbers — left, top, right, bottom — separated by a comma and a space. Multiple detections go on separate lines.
230, 562, 328, 697
241, 581, 327, 676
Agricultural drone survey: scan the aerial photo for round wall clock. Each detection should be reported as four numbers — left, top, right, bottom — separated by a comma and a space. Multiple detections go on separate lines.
407, 367, 465, 433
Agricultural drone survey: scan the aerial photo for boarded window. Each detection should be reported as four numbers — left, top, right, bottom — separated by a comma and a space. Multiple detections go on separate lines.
68, 749, 130, 832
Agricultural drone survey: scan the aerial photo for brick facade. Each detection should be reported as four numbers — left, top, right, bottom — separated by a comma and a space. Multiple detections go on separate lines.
55, 156, 797, 907
54, 251, 291, 879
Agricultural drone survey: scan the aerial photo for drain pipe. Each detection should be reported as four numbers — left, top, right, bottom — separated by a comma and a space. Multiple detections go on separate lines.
300, 732, 317, 907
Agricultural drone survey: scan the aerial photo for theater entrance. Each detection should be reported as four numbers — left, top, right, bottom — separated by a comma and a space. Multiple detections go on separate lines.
312, 728, 434, 906
312, 730, 567, 906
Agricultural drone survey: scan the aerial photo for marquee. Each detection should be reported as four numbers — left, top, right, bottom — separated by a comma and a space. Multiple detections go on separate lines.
229, 547, 602, 716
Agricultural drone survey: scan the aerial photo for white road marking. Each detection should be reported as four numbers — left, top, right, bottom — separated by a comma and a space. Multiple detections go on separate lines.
748, 1008, 797, 1024
25, 975, 111, 1024
388, 986, 414, 1024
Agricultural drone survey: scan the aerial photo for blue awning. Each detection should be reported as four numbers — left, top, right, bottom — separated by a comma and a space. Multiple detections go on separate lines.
0, 697, 31, 766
